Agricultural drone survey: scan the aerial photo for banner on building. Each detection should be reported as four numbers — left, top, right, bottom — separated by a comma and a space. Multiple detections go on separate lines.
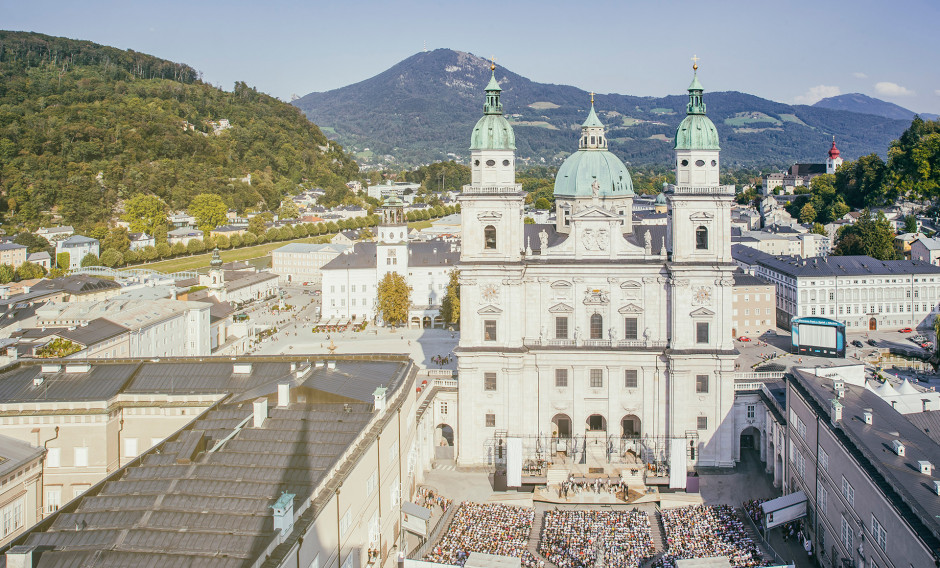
506, 437, 523, 487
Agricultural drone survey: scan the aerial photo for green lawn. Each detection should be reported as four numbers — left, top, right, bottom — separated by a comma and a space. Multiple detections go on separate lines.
408, 220, 433, 231
724, 112, 782, 127
528, 101, 560, 110
134, 236, 330, 273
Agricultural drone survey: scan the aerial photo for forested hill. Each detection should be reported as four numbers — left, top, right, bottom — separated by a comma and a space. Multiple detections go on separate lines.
294, 49, 911, 168
0, 31, 359, 231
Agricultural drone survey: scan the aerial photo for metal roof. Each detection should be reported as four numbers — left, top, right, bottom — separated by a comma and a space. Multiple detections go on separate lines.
0, 434, 44, 479
733, 244, 940, 278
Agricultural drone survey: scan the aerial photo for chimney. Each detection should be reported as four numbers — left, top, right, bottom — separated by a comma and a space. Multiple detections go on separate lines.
277, 383, 290, 408
863, 409, 873, 425
919, 460, 934, 476
271, 492, 295, 544
5, 546, 36, 568
327, 361, 336, 370
892, 440, 905, 457
253, 398, 268, 428
234, 363, 252, 375
933, 480, 940, 496
373, 386, 387, 412
833, 379, 845, 399
830, 399, 843, 424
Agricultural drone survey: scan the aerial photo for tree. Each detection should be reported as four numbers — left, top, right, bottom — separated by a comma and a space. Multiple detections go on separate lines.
248, 215, 268, 236
100, 249, 124, 268
123, 194, 167, 236
187, 239, 206, 255
80, 253, 100, 267
56, 252, 70, 270
534, 197, 551, 210
903, 215, 918, 234
439, 270, 460, 325
15, 261, 44, 280
171, 242, 187, 256
188, 193, 228, 232
102, 228, 131, 253
215, 234, 231, 249
278, 199, 299, 220
811, 223, 827, 236
140, 245, 159, 262
799, 203, 817, 224
832, 209, 898, 260
155, 242, 172, 259
376, 272, 411, 326
13, 233, 51, 254
0, 265, 14, 284
123, 249, 139, 265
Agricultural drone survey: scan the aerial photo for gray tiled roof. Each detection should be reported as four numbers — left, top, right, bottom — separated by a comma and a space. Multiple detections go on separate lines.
12, 357, 411, 564
0, 434, 43, 479
54, 318, 128, 346
732, 245, 940, 278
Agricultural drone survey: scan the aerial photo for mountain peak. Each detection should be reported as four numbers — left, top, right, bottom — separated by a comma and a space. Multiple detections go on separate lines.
812, 93, 938, 121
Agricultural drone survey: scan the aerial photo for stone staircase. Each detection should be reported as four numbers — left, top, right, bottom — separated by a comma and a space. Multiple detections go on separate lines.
641, 508, 667, 568
527, 508, 557, 568
736, 510, 775, 565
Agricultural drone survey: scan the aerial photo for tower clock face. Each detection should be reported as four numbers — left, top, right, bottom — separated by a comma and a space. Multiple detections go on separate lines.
693, 286, 711, 305
481, 284, 499, 302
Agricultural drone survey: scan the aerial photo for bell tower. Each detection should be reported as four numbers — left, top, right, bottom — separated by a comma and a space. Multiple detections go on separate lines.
376, 196, 407, 281
826, 137, 843, 174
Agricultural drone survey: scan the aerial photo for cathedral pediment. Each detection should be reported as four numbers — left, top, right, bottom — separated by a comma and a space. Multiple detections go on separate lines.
620, 280, 641, 289
572, 206, 620, 219
548, 302, 574, 313
550, 280, 572, 290
618, 303, 643, 314
477, 304, 503, 315
689, 211, 715, 221
689, 307, 715, 318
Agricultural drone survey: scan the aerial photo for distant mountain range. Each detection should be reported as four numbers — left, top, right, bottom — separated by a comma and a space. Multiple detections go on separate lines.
813, 93, 938, 122
293, 49, 915, 168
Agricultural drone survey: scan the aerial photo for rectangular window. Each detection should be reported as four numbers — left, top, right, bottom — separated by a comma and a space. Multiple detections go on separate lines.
818, 447, 829, 471
590, 369, 603, 388
841, 515, 854, 551
871, 514, 887, 551
440, 402, 448, 414
0, 497, 23, 538
340, 509, 352, 537
624, 369, 638, 389
484, 320, 497, 341
796, 451, 806, 478
74, 447, 89, 468
555, 316, 568, 339
483, 372, 497, 391
695, 374, 709, 394
123, 438, 138, 458
46, 488, 62, 514
697, 416, 708, 430
485, 413, 496, 427
818, 483, 828, 516
366, 471, 377, 496
747, 405, 755, 419
624, 317, 638, 340
696, 322, 709, 344
46, 447, 60, 468
72, 485, 89, 499
841, 476, 855, 507
555, 368, 568, 388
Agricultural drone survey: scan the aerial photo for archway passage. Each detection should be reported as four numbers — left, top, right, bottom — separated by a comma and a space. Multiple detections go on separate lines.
551, 413, 571, 438
410, 316, 421, 328
423, 316, 432, 328
621, 415, 641, 437
740, 426, 760, 456
869, 317, 877, 331
435, 423, 454, 446
586, 414, 607, 432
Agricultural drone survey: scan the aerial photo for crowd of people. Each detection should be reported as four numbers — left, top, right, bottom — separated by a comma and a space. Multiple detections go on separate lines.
656, 505, 766, 568
539, 509, 655, 568
742, 499, 766, 525
416, 486, 452, 513
555, 476, 627, 500
423, 502, 540, 568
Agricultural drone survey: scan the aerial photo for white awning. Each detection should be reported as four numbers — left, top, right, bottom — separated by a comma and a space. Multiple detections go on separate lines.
761, 490, 807, 515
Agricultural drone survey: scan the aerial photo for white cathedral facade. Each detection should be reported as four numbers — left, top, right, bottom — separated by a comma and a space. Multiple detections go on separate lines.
456, 65, 739, 469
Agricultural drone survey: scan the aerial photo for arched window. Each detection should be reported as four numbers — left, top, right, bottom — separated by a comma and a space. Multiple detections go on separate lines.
484, 225, 497, 250
695, 226, 708, 250
590, 313, 603, 339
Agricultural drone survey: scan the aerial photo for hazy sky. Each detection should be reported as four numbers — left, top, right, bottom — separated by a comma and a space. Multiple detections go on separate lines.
3, 0, 939, 113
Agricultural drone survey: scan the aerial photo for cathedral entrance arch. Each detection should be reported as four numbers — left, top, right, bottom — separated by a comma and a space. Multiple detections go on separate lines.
621, 415, 641, 437
740, 426, 760, 457
551, 414, 571, 438
586, 414, 607, 432
869, 317, 877, 331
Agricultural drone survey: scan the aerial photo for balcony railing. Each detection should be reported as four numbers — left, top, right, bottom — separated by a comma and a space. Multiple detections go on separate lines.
524, 338, 668, 349
668, 184, 736, 196
461, 184, 523, 194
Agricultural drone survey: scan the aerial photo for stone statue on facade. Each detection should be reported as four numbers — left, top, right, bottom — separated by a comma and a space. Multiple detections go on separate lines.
643, 230, 652, 254
539, 229, 548, 251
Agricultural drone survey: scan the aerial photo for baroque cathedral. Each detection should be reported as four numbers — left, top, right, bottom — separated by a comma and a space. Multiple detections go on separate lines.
455, 63, 738, 469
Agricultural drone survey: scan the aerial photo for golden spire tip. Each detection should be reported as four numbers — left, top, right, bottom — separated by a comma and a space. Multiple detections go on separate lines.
691, 54, 700, 71
490, 55, 496, 71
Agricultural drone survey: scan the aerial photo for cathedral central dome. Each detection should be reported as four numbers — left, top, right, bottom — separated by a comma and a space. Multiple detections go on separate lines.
554, 103, 634, 198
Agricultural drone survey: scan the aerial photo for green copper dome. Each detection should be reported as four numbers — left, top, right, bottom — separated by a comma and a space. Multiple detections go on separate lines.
554, 151, 634, 198
674, 71, 720, 151
470, 70, 515, 151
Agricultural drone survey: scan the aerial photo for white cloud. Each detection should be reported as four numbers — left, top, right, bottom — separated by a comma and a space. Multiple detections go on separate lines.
794, 85, 841, 105
935, 89, 940, 96
853, 72, 867, 79
874, 82, 915, 97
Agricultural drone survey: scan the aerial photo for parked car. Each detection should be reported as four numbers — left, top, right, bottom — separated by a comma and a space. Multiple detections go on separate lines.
911, 334, 927, 343
900, 327, 913, 333
924, 342, 935, 350
867, 339, 878, 346
737, 336, 751, 342
851, 340, 863, 348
